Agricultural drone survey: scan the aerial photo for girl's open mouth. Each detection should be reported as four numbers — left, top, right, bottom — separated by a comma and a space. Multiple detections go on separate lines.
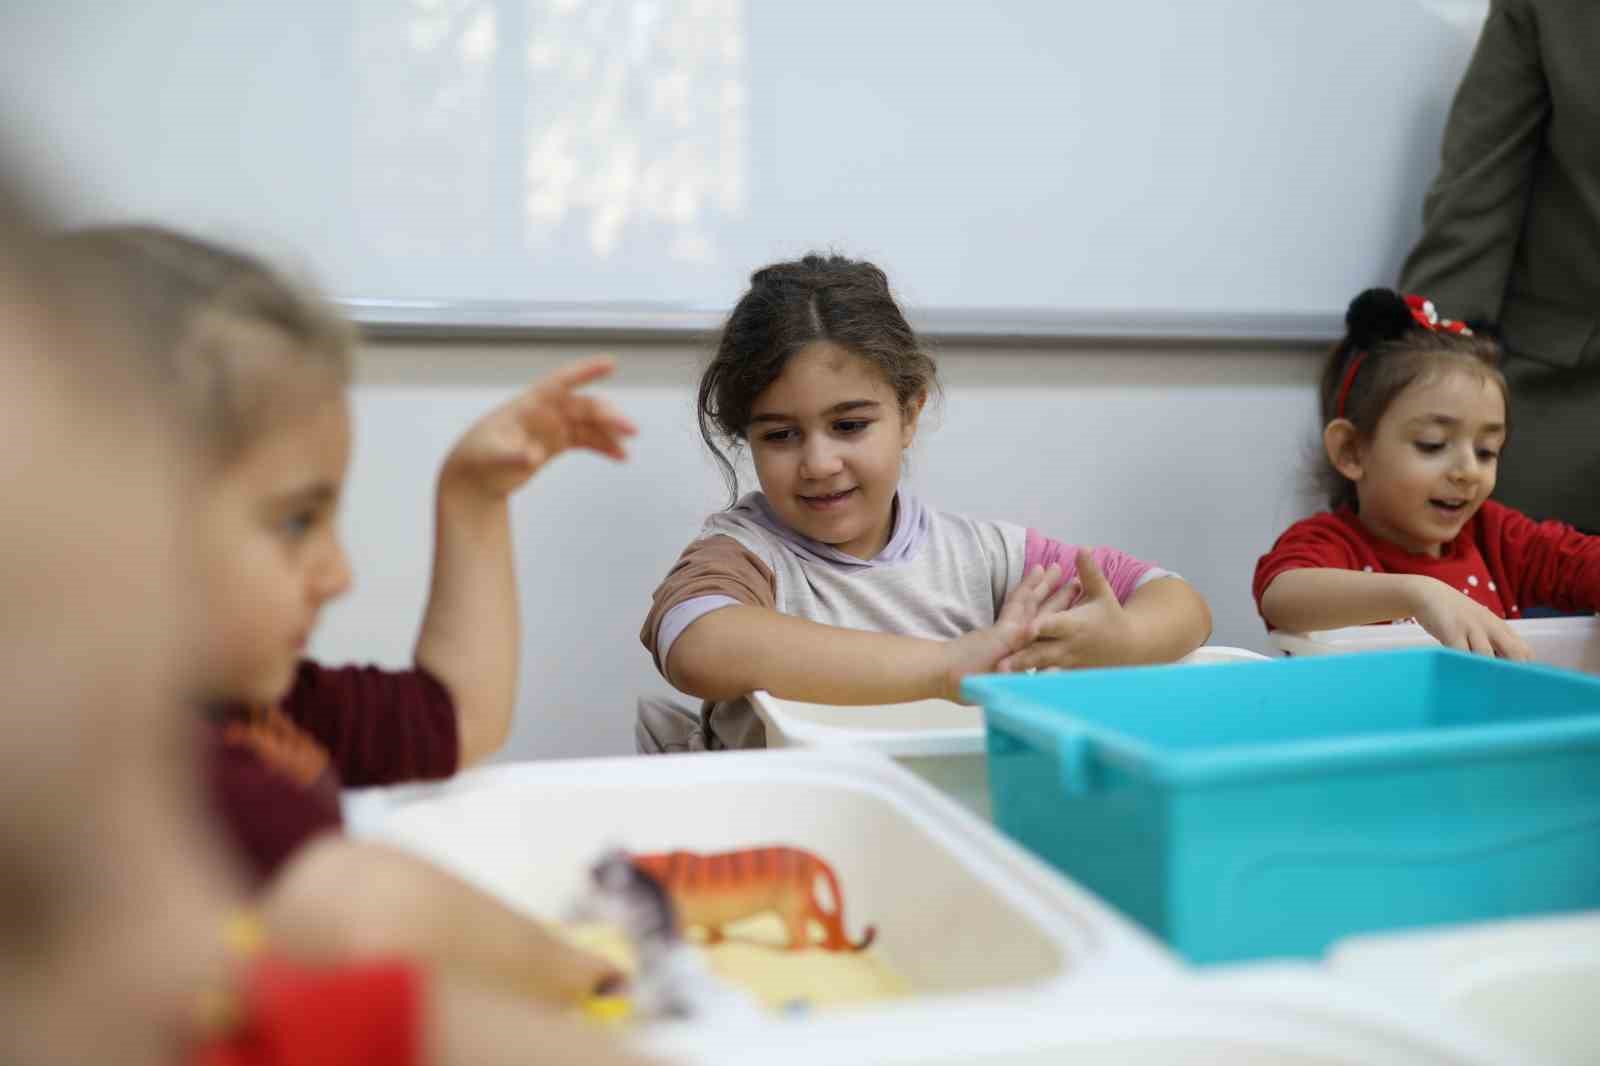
800, 488, 857, 511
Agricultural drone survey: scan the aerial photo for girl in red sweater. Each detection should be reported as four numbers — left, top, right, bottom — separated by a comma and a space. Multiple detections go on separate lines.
1254, 288, 1600, 656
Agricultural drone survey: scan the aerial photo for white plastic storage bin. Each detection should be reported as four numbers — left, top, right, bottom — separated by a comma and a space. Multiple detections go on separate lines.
751, 646, 1269, 819
644, 967, 1541, 1066
348, 749, 1175, 1033
1329, 912, 1600, 1066
1272, 615, 1600, 674
748, 693, 992, 816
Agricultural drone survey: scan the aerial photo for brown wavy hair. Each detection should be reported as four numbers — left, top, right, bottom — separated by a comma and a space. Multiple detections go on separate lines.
697, 253, 939, 503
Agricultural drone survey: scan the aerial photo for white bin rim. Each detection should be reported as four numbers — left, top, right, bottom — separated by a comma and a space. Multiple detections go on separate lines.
1271, 614, 1600, 667
752, 645, 1270, 756
646, 966, 1545, 1066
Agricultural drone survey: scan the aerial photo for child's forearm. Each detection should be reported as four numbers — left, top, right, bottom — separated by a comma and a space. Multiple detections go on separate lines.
666, 606, 958, 705
427, 976, 659, 1066
414, 478, 518, 767
1121, 577, 1212, 662
264, 838, 617, 1005
1260, 568, 1428, 632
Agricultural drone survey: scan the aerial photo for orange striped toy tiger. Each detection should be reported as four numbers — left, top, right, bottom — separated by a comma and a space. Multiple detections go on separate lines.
630, 846, 876, 952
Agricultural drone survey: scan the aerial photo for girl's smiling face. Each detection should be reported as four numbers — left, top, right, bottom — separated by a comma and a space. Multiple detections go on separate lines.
747, 341, 923, 559
1333, 368, 1507, 556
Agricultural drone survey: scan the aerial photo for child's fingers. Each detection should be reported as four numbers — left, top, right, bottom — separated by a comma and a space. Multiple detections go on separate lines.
511, 396, 637, 462
1034, 611, 1083, 642
567, 413, 629, 452
581, 395, 639, 437
519, 442, 554, 472
541, 943, 628, 1003
512, 358, 617, 416
572, 423, 630, 461
1074, 547, 1115, 601
551, 394, 638, 446
1018, 564, 1062, 621
1001, 640, 1065, 674
1038, 577, 1073, 615
1437, 624, 1468, 652
571, 410, 637, 450
1041, 577, 1081, 615
1491, 624, 1534, 662
997, 648, 1032, 673
1419, 612, 1467, 652
538, 356, 617, 395
997, 565, 1046, 622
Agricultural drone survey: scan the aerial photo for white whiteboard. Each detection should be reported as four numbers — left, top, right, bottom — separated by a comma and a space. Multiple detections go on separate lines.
1, 1, 1486, 338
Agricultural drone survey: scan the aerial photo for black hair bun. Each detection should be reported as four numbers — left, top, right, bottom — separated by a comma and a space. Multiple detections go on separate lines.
1345, 288, 1416, 349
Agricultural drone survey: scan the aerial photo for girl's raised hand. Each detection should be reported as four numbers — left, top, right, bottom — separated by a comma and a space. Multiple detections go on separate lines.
938, 563, 1064, 702
996, 549, 1137, 673
440, 357, 639, 500
1409, 575, 1535, 661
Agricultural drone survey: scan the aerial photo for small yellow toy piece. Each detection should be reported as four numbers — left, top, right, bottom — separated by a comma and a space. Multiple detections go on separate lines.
222, 910, 268, 957
581, 995, 634, 1024
194, 909, 269, 1036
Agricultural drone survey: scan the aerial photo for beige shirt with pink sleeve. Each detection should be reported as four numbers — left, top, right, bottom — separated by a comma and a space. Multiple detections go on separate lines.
639, 491, 1174, 751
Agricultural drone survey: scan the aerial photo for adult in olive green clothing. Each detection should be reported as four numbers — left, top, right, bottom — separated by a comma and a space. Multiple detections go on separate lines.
1401, 0, 1599, 531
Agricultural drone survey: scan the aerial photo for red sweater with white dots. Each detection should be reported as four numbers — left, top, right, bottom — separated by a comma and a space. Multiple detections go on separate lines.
1253, 500, 1600, 628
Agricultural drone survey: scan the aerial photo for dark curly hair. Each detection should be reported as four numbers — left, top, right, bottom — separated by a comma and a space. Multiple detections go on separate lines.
1318, 288, 1507, 511
697, 253, 939, 503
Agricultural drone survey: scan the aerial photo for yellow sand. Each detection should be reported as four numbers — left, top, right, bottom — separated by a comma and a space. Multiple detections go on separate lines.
564, 914, 909, 1012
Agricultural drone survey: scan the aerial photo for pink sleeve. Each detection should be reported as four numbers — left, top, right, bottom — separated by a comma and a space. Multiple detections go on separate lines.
1024, 529, 1166, 606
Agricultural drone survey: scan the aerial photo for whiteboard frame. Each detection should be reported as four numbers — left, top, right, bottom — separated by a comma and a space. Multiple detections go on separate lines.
343, 300, 1340, 345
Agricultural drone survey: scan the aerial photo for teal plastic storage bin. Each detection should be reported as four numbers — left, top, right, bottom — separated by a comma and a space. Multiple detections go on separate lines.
963, 649, 1600, 964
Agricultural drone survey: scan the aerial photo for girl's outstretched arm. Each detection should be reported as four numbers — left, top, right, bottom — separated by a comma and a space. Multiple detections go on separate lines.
1116, 573, 1212, 663
1260, 568, 1531, 659
666, 564, 1067, 704
262, 836, 619, 1005
415, 358, 636, 766
427, 974, 660, 1066
1260, 568, 1426, 632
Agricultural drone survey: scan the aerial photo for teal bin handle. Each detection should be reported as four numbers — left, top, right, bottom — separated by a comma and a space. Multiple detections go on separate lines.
987, 700, 1101, 796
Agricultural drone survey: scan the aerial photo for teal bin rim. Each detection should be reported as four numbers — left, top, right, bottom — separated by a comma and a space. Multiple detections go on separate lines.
964, 648, 1600, 790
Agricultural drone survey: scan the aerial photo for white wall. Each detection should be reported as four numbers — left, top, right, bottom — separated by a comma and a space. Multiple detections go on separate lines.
310, 339, 1324, 761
